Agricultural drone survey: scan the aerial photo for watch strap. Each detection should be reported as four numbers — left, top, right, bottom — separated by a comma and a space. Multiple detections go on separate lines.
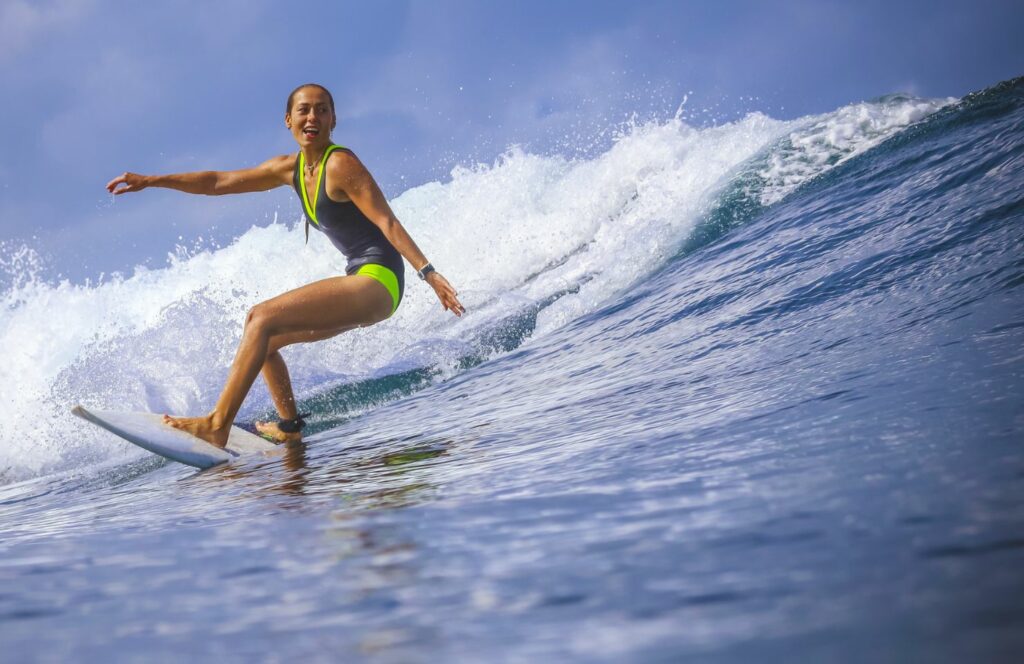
417, 263, 436, 280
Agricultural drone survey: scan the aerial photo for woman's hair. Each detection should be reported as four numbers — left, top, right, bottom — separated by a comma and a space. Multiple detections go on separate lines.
286, 83, 336, 115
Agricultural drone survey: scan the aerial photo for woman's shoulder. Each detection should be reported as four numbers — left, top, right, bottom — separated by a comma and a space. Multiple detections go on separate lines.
328, 145, 360, 164
325, 147, 369, 177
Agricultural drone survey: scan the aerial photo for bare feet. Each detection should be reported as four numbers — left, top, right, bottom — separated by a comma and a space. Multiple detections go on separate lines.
163, 413, 230, 448
255, 420, 302, 444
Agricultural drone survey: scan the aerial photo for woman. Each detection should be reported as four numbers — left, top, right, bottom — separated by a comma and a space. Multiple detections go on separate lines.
106, 83, 464, 447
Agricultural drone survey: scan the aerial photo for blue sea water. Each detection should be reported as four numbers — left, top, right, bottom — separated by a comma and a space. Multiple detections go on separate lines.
1, 77, 1022, 662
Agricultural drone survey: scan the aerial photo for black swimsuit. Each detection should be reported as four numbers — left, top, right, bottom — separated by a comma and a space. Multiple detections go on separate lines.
293, 145, 405, 313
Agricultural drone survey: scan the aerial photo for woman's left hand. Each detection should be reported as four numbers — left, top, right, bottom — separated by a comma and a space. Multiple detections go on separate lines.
427, 272, 465, 317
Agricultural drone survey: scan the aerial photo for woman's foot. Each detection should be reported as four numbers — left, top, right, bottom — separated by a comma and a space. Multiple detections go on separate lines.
163, 413, 230, 448
255, 420, 302, 444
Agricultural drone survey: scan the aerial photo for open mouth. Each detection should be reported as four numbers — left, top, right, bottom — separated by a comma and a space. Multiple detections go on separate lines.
302, 126, 320, 138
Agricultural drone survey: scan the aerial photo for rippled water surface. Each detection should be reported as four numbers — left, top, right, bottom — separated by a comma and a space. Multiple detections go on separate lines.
2, 79, 1023, 662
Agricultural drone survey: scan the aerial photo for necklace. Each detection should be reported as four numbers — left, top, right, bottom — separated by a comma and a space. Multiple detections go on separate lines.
304, 148, 327, 177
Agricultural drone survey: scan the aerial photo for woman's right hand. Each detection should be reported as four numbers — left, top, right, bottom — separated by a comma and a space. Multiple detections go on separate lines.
427, 271, 466, 317
106, 172, 150, 195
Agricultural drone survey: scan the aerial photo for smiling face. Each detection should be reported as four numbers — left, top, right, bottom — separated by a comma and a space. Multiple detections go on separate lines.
285, 86, 336, 149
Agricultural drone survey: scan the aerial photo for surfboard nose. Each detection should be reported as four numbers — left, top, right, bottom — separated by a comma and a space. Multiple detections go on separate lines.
71, 405, 277, 470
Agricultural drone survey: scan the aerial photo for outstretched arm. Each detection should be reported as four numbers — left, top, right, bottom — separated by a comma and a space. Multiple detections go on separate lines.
106, 154, 295, 196
329, 150, 466, 317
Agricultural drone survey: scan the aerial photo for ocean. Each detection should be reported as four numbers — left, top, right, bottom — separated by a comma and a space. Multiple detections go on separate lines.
1, 77, 1022, 662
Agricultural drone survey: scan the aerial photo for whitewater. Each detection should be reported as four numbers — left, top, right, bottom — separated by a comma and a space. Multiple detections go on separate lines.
0, 93, 949, 483
1, 78, 1022, 661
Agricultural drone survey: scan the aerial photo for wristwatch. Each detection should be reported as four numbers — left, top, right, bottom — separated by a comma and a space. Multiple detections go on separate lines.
417, 262, 436, 281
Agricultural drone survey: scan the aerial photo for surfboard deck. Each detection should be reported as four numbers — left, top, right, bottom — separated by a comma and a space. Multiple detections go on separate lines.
72, 405, 278, 469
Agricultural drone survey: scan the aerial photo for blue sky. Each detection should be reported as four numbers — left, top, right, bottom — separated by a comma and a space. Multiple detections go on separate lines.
1, 0, 1021, 284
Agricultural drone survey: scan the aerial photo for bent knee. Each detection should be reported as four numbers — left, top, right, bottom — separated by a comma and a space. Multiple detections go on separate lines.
245, 303, 277, 335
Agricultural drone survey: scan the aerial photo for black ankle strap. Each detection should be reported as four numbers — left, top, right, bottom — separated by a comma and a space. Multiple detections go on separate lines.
278, 412, 310, 433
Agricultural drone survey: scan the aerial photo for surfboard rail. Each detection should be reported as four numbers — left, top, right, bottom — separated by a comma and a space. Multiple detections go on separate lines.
72, 405, 277, 470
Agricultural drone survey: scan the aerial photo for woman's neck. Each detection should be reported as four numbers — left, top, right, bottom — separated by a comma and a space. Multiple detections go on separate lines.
300, 142, 332, 165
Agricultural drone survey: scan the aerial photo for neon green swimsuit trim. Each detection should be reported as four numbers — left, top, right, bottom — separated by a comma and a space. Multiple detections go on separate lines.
356, 263, 401, 315
298, 144, 345, 226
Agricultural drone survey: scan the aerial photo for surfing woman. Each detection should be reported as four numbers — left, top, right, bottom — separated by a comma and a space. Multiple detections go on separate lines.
106, 83, 464, 447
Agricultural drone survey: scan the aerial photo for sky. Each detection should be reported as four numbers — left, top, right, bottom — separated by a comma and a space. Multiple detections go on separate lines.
1, 0, 1022, 285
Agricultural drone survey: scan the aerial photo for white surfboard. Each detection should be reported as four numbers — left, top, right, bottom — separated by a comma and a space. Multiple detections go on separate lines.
72, 405, 278, 470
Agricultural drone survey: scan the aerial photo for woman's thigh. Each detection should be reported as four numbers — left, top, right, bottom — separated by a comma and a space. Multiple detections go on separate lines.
267, 325, 351, 355
251, 274, 393, 342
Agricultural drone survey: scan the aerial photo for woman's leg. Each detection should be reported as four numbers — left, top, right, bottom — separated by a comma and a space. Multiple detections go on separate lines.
255, 327, 349, 442
262, 350, 297, 419
262, 326, 346, 419
164, 274, 392, 446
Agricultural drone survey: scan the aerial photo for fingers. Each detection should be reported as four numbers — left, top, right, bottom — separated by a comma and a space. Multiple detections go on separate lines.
444, 296, 464, 317
106, 172, 142, 195
447, 292, 466, 316
429, 272, 466, 317
442, 288, 465, 317
440, 283, 464, 316
105, 174, 126, 194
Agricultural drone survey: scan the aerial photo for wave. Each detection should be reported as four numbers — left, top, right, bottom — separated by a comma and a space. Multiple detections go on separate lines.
0, 92, 952, 484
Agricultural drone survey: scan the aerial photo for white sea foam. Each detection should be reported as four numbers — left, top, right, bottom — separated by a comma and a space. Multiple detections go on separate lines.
0, 94, 950, 483
755, 94, 955, 206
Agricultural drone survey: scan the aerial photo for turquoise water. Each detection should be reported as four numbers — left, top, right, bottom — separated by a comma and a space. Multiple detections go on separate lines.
1, 78, 1022, 661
